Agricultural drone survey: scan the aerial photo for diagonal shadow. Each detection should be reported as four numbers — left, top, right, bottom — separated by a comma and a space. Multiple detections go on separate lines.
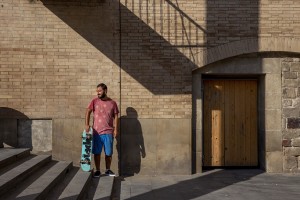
120, 169, 263, 199
40, 0, 207, 95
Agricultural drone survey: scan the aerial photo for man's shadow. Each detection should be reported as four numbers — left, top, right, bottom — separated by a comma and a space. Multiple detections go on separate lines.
117, 107, 146, 176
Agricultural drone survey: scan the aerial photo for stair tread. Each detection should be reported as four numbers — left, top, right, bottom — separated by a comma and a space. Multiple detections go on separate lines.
92, 176, 114, 200
0, 155, 51, 196
0, 148, 31, 166
17, 161, 72, 199
0, 155, 51, 183
0, 148, 30, 159
59, 170, 92, 199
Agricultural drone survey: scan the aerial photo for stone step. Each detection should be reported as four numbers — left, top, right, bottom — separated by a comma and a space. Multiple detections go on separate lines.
0, 155, 51, 197
16, 161, 72, 200
92, 176, 115, 200
0, 148, 31, 168
58, 170, 92, 200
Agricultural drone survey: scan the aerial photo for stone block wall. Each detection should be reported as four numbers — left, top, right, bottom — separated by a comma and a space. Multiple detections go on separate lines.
282, 58, 300, 172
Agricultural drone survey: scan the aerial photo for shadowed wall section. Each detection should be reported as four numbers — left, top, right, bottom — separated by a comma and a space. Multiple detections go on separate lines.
192, 0, 260, 173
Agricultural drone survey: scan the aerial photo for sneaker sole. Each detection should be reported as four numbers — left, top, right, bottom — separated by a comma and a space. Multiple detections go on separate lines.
105, 174, 116, 177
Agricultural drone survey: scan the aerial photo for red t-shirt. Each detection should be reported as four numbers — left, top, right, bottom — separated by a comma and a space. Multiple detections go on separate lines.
87, 97, 119, 134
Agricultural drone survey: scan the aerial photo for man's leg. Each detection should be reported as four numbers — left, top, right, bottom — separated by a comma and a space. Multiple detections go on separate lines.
105, 155, 112, 169
92, 134, 102, 177
94, 154, 101, 171
103, 134, 115, 176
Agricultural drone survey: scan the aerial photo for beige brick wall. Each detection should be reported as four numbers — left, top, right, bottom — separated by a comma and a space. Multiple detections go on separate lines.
260, 0, 300, 38
1, 0, 300, 120
120, 0, 202, 118
2, 0, 300, 174
0, 0, 120, 119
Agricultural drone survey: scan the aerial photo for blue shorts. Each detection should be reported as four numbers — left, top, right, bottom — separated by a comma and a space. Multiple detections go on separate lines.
92, 133, 113, 156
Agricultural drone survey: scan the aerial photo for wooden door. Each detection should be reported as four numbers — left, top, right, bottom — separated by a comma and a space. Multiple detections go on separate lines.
203, 80, 258, 167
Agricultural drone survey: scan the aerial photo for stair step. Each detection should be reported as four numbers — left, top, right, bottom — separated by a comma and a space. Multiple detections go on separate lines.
0, 148, 31, 168
58, 170, 92, 200
0, 155, 51, 197
92, 176, 115, 200
16, 161, 72, 200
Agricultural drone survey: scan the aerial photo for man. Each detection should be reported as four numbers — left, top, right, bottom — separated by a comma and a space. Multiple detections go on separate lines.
85, 83, 119, 177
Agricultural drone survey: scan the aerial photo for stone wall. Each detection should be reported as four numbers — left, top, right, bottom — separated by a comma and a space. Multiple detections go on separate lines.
282, 58, 300, 172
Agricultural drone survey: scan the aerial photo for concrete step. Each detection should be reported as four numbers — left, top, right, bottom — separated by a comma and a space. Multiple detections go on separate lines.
0, 154, 36, 177
0, 148, 114, 200
1, 161, 60, 200
0, 155, 51, 197
0, 148, 31, 168
16, 161, 72, 200
58, 170, 92, 200
91, 176, 115, 200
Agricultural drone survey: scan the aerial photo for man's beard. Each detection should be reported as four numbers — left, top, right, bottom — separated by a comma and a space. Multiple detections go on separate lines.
98, 93, 106, 99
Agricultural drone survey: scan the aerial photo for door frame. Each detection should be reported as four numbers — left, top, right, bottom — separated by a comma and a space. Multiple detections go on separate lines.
192, 56, 284, 174
191, 72, 267, 173
201, 77, 259, 168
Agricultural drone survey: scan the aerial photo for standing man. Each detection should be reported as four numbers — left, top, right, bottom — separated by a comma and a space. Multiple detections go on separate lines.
85, 83, 119, 177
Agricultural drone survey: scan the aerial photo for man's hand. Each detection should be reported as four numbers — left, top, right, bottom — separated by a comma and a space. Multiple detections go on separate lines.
85, 108, 92, 133
85, 125, 90, 132
113, 128, 118, 138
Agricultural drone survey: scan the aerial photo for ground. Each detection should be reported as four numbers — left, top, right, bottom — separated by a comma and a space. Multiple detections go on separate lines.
112, 169, 300, 200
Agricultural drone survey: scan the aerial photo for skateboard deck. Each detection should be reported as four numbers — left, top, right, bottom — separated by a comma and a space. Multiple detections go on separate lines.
80, 128, 93, 172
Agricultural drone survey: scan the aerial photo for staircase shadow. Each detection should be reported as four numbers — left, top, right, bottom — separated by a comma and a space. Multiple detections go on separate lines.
39, 0, 203, 95
115, 169, 263, 200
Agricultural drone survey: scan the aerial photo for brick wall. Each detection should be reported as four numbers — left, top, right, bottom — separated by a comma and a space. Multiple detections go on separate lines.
1, 0, 300, 174
282, 58, 300, 172
260, 0, 300, 38
120, 0, 203, 118
0, 0, 120, 119
2, 0, 300, 119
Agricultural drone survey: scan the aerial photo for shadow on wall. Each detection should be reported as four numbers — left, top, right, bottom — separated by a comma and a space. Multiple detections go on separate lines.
117, 107, 146, 176
0, 107, 31, 148
40, 0, 205, 95
205, 0, 259, 49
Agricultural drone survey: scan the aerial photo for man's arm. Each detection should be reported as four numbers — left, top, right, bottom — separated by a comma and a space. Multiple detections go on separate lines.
113, 113, 119, 138
85, 108, 92, 132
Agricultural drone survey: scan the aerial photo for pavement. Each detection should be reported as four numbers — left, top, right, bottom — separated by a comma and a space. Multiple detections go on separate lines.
112, 169, 300, 200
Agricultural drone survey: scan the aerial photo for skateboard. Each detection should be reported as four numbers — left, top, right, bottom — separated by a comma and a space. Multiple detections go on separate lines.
80, 127, 93, 172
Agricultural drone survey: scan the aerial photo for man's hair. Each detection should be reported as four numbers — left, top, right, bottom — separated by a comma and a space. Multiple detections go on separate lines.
97, 83, 107, 90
